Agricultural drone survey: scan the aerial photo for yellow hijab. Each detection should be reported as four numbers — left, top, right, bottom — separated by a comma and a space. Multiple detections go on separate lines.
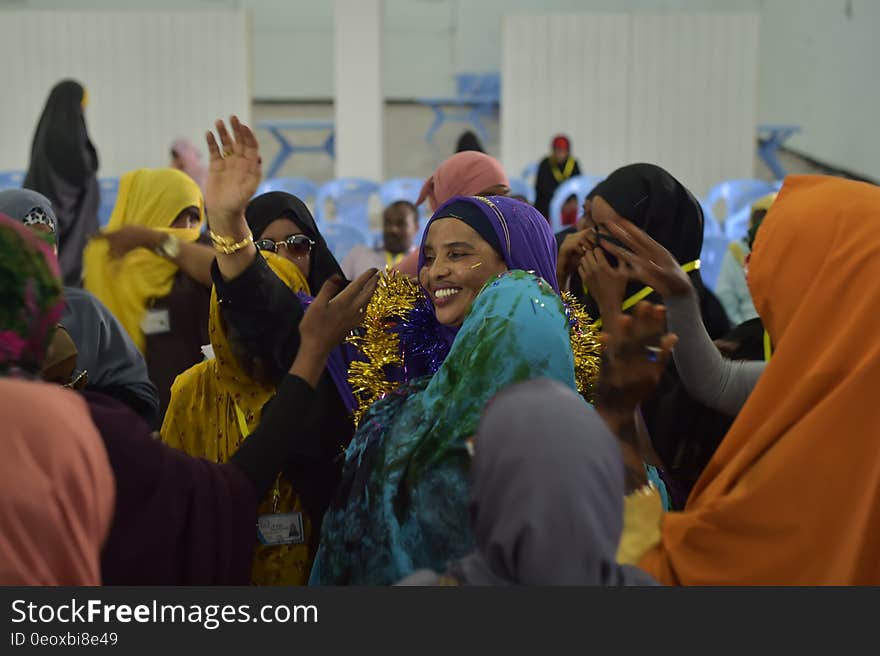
83, 168, 204, 351
161, 252, 314, 585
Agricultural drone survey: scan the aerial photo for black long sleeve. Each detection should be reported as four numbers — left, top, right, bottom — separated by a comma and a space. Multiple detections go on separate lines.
229, 374, 318, 498
211, 256, 303, 384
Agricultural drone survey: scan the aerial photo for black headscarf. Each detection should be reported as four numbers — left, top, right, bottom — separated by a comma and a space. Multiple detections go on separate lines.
245, 192, 346, 293
433, 199, 503, 255
584, 164, 732, 496
588, 163, 703, 268
24, 80, 100, 287
583, 163, 729, 338
455, 131, 485, 154
27, 81, 98, 187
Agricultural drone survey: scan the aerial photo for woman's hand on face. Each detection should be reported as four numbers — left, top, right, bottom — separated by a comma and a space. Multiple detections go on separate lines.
299, 268, 380, 356
101, 226, 162, 259
204, 116, 262, 236
595, 301, 678, 421
578, 247, 628, 324
598, 219, 694, 298
556, 229, 595, 286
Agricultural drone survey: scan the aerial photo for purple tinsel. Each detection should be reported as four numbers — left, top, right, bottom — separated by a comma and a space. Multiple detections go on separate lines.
392, 296, 451, 377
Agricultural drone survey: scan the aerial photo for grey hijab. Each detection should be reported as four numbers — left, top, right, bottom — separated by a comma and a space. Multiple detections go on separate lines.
0, 189, 58, 233
400, 378, 656, 586
0, 188, 159, 428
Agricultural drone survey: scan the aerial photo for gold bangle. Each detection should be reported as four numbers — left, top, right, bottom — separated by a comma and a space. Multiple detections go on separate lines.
209, 230, 253, 255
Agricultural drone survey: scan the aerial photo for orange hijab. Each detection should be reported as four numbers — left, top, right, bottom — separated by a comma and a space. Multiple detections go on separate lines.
640, 175, 880, 585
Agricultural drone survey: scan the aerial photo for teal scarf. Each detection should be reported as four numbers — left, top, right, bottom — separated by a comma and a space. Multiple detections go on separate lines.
312, 270, 577, 585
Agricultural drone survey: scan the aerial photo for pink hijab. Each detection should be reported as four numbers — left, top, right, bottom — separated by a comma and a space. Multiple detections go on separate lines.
171, 138, 208, 191
398, 152, 510, 276
0, 379, 115, 585
416, 151, 509, 209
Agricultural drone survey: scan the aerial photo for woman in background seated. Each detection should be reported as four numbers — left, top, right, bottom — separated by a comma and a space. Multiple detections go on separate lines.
170, 137, 208, 192
454, 130, 485, 154
534, 134, 581, 220
83, 168, 214, 417
0, 213, 114, 586
0, 189, 159, 428
24, 79, 100, 286
394, 150, 511, 277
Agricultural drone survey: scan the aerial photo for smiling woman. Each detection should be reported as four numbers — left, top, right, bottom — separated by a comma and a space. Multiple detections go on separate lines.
419, 214, 508, 327
311, 196, 593, 585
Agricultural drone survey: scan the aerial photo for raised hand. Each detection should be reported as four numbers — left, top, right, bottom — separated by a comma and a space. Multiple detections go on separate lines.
300, 268, 380, 356
598, 219, 693, 298
290, 269, 380, 388
205, 116, 261, 236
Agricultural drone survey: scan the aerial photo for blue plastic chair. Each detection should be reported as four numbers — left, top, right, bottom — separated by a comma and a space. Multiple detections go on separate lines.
256, 177, 319, 205
699, 234, 730, 291
700, 201, 723, 237
321, 222, 370, 264
379, 177, 429, 234
98, 178, 119, 227
548, 175, 604, 232
379, 177, 424, 209
456, 72, 500, 100
723, 206, 753, 242
0, 170, 25, 190
508, 176, 535, 205
315, 178, 381, 235
521, 162, 539, 181
704, 179, 776, 223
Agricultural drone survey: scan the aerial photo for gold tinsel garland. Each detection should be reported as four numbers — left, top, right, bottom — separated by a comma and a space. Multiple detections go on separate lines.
347, 270, 604, 427
346, 269, 419, 426
560, 289, 604, 401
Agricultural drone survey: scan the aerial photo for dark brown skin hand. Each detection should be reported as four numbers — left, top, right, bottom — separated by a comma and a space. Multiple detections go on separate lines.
595, 302, 678, 492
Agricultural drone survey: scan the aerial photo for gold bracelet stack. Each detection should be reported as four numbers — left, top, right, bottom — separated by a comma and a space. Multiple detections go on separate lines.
209, 230, 253, 255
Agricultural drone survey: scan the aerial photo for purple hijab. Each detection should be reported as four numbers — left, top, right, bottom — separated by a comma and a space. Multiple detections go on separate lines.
412, 196, 560, 354
418, 195, 559, 294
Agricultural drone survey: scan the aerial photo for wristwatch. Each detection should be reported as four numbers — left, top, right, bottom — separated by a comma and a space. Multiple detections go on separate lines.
155, 234, 181, 259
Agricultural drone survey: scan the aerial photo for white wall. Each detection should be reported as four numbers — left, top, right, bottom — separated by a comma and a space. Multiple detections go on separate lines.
3, 0, 878, 178
0, 9, 250, 177
502, 13, 759, 197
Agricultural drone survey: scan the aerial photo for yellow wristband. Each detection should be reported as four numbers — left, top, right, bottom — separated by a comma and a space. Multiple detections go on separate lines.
209, 230, 253, 255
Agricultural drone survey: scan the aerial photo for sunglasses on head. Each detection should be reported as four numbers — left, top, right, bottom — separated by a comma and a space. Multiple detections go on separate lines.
255, 234, 315, 256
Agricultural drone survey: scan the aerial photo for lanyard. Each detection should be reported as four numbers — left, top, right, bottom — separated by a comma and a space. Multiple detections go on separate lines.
236, 403, 281, 513
550, 156, 575, 183
384, 251, 404, 267
588, 260, 701, 330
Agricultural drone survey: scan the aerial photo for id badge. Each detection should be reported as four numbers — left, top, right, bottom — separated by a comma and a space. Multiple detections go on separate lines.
141, 309, 171, 335
257, 512, 304, 546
